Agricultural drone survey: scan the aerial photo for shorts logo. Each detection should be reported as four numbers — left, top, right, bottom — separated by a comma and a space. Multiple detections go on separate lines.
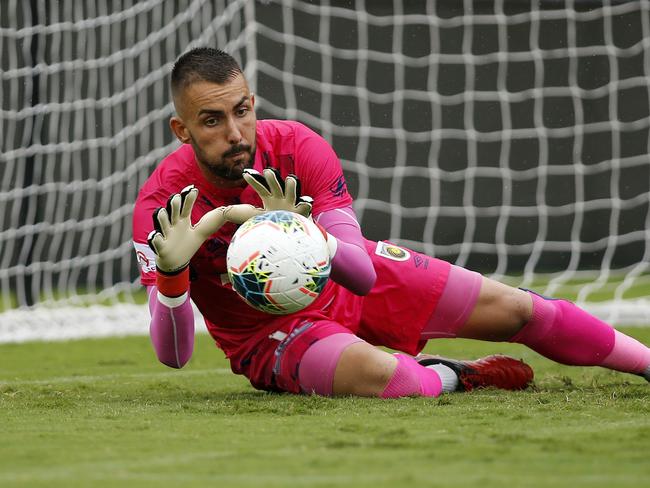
375, 241, 410, 261
413, 254, 429, 269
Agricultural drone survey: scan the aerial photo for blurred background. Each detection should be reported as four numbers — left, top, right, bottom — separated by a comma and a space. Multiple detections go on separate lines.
2, 0, 650, 341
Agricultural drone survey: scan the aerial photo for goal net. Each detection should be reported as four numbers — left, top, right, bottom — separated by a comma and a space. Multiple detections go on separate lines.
2, 0, 650, 342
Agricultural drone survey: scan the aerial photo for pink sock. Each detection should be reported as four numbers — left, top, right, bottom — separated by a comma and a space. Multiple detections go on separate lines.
512, 292, 650, 374
600, 330, 650, 374
380, 354, 443, 398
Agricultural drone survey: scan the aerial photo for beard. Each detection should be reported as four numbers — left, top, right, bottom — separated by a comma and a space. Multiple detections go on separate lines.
191, 137, 256, 181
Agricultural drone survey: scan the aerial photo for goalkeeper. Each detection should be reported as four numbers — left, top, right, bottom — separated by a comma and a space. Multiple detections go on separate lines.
133, 48, 649, 398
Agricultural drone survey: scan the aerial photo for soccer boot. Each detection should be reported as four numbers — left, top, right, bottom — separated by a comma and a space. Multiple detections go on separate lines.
415, 353, 534, 391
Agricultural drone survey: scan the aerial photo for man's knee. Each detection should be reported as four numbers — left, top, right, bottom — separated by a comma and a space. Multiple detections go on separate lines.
497, 285, 532, 327
297, 333, 368, 396
299, 337, 398, 397
459, 278, 533, 340
331, 342, 398, 396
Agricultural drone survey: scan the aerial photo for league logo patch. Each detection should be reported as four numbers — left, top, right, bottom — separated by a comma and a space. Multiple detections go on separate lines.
375, 241, 410, 262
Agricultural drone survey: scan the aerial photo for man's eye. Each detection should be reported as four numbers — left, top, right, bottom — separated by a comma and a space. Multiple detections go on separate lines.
236, 107, 249, 117
205, 118, 218, 126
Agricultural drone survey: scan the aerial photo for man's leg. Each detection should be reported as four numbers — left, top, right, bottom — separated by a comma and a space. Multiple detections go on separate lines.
298, 333, 451, 397
455, 275, 650, 380
298, 332, 531, 397
243, 319, 531, 397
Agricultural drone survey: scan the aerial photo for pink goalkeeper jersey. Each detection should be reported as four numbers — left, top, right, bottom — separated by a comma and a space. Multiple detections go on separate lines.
132, 120, 364, 355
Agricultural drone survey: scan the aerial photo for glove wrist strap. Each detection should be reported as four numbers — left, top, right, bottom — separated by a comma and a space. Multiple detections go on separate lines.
156, 266, 190, 298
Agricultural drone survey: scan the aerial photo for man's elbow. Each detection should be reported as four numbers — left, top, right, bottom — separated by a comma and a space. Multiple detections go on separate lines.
354, 267, 377, 296
331, 264, 377, 296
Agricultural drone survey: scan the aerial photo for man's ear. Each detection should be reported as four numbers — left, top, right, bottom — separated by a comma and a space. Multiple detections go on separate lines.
170, 116, 191, 144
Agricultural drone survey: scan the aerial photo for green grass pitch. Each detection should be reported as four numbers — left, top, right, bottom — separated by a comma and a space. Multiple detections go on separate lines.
1, 329, 649, 487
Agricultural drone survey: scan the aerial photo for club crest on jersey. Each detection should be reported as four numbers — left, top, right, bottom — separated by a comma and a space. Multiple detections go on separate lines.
375, 241, 410, 261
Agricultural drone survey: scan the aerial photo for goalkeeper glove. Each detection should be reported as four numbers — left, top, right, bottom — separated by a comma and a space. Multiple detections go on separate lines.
242, 168, 313, 217
147, 185, 258, 296
243, 168, 333, 254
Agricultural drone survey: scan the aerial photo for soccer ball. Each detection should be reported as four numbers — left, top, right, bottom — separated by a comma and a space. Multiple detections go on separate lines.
226, 210, 331, 314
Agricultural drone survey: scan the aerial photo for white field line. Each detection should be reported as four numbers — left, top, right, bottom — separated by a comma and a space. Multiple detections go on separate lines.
0, 368, 232, 386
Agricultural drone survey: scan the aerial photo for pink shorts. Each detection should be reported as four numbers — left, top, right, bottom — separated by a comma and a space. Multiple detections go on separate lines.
354, 240, 452, 354
421, 264, 483, 339
228, 318, 356, 394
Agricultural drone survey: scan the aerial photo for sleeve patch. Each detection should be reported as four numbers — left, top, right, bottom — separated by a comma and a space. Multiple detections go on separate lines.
133, 241, 157, 273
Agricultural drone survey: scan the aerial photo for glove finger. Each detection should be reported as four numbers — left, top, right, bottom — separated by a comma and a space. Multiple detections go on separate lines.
179, 185, 197, 220
166, 193, 183, 224
243, 169, 271, 198
153, 206, 172, 236
193, 206, 227, 239
284, 175, 299, 205
294, 201, 313, 218
152, 207, 164, 234
263, 168, 285, 198
147, 230, 163, 255
289, 173, 305, 202
224, 204, 264, 224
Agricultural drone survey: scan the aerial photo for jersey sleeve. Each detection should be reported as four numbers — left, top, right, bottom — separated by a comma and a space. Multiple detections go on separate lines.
132, 186, 169, 286
292, 125, 353, 216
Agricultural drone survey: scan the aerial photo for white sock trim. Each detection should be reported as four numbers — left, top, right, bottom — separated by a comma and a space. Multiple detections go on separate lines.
157, 291, 189, 308
427, 364, 459, 393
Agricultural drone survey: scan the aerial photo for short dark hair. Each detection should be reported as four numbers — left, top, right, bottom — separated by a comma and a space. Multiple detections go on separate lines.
171, 47, 243, 96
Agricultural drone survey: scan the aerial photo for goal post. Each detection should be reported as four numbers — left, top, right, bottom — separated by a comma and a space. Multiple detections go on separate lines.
2, 0, 650, 342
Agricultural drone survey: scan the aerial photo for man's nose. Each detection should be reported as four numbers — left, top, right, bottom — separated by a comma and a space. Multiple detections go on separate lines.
226, 117, 243, 145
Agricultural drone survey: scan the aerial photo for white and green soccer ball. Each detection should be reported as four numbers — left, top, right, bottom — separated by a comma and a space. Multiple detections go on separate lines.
227, 210, 331, 314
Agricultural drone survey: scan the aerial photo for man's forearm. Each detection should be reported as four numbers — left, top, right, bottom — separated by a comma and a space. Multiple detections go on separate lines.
147, 286, 195, 368
316, 207, 376, 295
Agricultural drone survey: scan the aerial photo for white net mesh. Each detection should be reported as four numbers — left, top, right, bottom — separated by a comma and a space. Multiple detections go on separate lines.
0, 0, 252, 340
252, 0, 650, 326
2, 0, 650, 342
